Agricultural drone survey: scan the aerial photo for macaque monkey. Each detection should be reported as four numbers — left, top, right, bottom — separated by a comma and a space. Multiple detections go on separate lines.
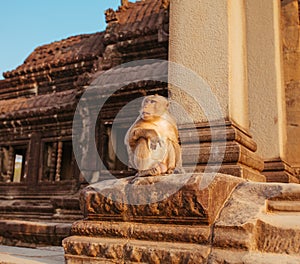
125, 95, 183, 180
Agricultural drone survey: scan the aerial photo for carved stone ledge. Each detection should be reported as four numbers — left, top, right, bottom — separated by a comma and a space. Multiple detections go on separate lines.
80, 173, 244, 225
179, 122, 265, 182
63, 174, 300, 263
263, 158, 299, 183
64, 236, 211, 263
214, 182, 300, 255
0, 220, 71, 247
71, 220, 211, 245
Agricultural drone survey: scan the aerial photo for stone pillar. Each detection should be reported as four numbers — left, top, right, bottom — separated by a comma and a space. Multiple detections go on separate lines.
169, 0, 264, 181
281, 0, 300, 177
246, 0, 298, 183
26, 132, 41, 186
55, 141, 63, 182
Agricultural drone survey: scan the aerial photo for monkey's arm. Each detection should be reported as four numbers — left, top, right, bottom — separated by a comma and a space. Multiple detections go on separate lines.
129, 127, 161, 150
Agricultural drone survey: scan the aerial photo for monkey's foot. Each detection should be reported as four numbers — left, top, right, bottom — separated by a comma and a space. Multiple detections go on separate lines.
139, 162, 168, 177
166, 168, 174, 174
128, 171, 154, 184
173, 167, 185, 174
136, 168, 158, 177
129, 163, 167, 184
128, 171, 151, 184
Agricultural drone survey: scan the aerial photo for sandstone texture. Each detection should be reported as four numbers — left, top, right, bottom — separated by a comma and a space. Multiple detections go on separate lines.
63, 173, 300, 263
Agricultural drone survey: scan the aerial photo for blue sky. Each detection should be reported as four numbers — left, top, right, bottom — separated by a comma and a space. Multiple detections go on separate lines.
0, 1, 122, 79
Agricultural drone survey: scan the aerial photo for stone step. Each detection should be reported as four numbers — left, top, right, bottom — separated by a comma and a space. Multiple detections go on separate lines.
213, 181, 300, 255
0, 214, 53, 222
52, 209, 83, 222
71, 220, 211, 245
50, 197, 80, 211
63, 235, 211, 263
0, 220, 71, 247
0, 199, 54, 214
63, 235, 300, 264
256, 214, 300, 255
267, 200, 300, 213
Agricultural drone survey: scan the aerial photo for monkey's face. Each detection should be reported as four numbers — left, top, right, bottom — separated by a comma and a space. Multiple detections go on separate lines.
140, 95, 168, 121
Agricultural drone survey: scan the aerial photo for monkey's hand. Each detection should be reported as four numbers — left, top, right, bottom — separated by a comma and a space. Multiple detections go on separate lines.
132, 128, 157, 140
150, 136, 162, 150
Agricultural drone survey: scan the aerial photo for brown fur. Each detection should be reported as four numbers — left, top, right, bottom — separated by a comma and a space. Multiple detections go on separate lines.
125, 95, 182, 181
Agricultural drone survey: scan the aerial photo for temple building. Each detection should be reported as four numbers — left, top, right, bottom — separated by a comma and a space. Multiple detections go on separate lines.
0, 0, 169, 246
0, 0, 300, 262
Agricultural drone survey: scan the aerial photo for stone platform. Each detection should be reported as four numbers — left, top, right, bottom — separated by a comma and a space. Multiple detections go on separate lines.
63, 173, 300, 263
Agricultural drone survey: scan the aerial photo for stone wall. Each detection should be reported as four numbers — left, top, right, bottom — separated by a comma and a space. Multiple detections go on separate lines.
282, 0, 300, 168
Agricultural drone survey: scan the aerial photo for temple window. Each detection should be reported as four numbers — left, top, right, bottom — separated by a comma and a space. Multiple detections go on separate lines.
0, 146, 27, 183
40, 140, 74, 182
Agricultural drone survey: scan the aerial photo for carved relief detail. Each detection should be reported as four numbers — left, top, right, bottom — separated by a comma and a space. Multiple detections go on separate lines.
81, 175, 209, 224
105, 9, 118, 23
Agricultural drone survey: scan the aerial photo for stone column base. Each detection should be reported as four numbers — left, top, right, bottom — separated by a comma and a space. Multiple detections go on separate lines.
179, 121, 265, 182
263, 158, 299, 183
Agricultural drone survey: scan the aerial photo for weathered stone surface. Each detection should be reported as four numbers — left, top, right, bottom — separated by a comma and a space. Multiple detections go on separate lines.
283, 51, 300, 82
64, 174, 300, 263
263, 158, 299, 183
281, 0, 300, 169
0, 220, 71, 247
63, 236, 211, 264
81, 173, 244, 225
214, 181, 300, 255
256, 216, 300, 255
71, 220, 210, 245
179, 121, 265, 182
285, 80, 300, 168
267, 200, 300, 212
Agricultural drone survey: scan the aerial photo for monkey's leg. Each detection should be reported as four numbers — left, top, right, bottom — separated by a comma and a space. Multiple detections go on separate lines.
173, 142, 185, 174
129, 137, 168, 183
164, 141, 176, 174
129, 162, 168, 183
133, 138, 154, 170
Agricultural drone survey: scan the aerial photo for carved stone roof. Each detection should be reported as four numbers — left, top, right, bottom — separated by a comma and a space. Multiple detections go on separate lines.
0, 0, 169, 101
104, 0, 168, 43
3, 32, 105, 78
0, 90, 77, 120
91, 60, 168, 90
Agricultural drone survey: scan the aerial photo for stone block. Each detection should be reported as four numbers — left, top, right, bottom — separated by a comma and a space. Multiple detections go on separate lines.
214, 181, 300, 254
55, 223, 72, 236
63, 174, 300, 263
281, 0, 299, 27
283, 51, 300, 81
256, 216, 300, 255
64, 236, 211, 264
263, 159, 298, 183
80, 173, 244, 225
282, 25, 300, 52
71, 220, 210, 245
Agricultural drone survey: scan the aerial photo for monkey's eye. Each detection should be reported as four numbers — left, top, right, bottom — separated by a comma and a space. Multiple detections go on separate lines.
150, 100, 156, 104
